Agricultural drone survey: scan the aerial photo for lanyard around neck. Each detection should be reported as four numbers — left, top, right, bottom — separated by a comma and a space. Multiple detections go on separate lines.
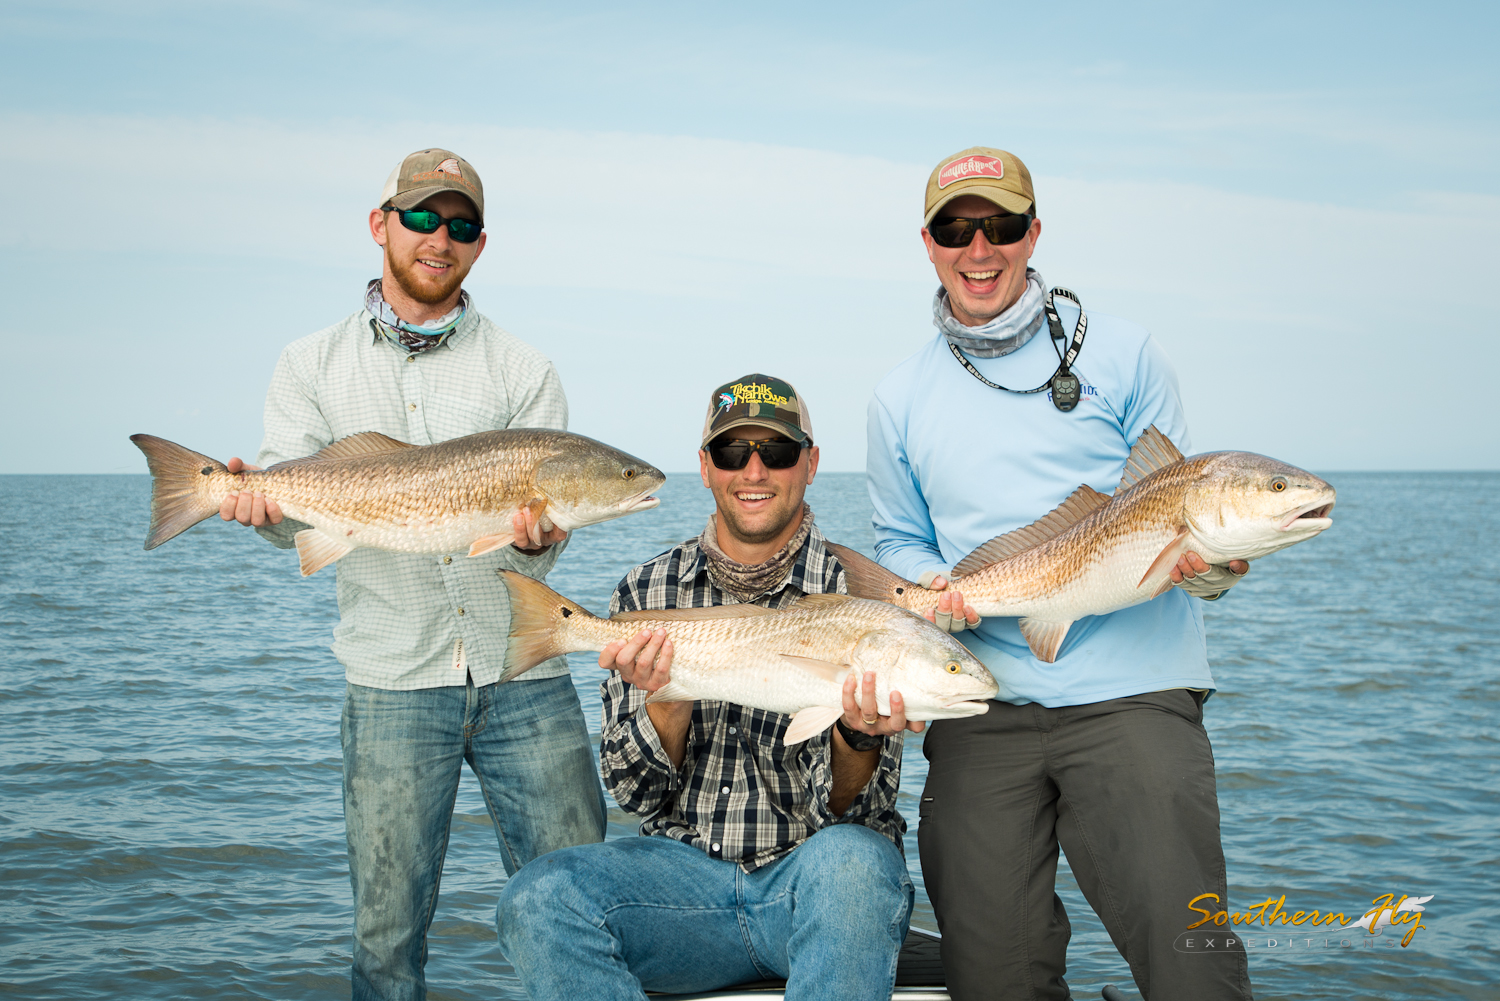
946, 286, 1088, 412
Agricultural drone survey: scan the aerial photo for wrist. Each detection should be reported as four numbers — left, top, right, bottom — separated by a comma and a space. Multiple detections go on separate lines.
833, 717, 883, 753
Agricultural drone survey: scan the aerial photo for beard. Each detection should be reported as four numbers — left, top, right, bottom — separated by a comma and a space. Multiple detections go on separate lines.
716, 495, 803, 547
386, 244, 471, 305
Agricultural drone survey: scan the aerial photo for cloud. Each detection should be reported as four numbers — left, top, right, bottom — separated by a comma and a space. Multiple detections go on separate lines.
2, 112, 1496, 473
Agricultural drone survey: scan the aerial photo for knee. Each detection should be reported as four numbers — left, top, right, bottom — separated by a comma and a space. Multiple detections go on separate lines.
797, 826, 911, 909
496, 850, 598, 949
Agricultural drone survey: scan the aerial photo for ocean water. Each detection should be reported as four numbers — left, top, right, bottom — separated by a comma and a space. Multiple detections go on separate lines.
1, 471, 1495, 1000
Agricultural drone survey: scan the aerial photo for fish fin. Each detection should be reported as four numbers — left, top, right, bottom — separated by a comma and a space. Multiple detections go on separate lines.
1137, 527, 1192, 588
295, 529, 354, 576
779, 655, 850, 682
611, 604, 776, 622
467, 533, 516, 557
643, 682, 696, 704
1017, 618, 1073, 663
951, 485, 1112, 577
792, 593, 856, 609
784, 705, 843, 745
1116, 425, 1186, 494
825, 543, 920, 604
129, 434, 225, 550
497, 571, 596, 681
311, 431, 415, 461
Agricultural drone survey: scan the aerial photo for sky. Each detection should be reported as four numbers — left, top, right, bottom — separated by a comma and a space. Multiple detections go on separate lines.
2, 0, 1497, 474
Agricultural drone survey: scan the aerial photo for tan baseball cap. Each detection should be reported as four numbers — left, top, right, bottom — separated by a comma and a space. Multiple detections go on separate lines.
923, 146, 1035, 226
378, 148, 485, 224
701, 373, 814, 447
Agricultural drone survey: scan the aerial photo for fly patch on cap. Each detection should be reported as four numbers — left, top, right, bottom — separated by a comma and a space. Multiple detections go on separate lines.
701, 373, 813, 447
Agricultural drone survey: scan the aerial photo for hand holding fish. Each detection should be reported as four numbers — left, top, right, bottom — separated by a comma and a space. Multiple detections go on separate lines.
1170, 552, 1249, 599
841, 669, 924, 737
600, 628, 676, 694
511, 505, 567, 553
914, 573, 981, 634
219, 457, 284, 527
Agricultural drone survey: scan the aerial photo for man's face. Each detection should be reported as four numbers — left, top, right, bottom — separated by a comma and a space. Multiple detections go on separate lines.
922, 194, 1041, 327
370, 191, 487, 305
698, 426, 819, 547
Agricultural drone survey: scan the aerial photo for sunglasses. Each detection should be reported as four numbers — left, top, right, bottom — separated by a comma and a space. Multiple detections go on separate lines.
384, 205, 484, 243
707, 437, 809, 470
927, 212, 1034, 249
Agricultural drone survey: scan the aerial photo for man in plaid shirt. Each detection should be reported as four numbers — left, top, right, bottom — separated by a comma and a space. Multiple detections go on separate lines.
497, 374, 918, 1001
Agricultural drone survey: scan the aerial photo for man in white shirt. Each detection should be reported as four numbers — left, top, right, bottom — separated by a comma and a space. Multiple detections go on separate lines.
220, 149, 605, 1001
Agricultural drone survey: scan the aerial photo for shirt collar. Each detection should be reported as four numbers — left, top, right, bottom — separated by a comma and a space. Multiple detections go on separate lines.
683, 522, 832, 600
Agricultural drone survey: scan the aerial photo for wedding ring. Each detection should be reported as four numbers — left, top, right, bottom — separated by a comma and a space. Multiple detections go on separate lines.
861, 716, 878, 725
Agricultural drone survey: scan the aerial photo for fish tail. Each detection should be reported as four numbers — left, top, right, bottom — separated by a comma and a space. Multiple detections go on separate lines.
129, 434, 225, 550
497, 571, 597, 682
825, 542, 922, 606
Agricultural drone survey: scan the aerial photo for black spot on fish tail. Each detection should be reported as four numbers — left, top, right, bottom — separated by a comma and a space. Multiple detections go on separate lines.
561, 607, 572, 618
200, 467, 212, 475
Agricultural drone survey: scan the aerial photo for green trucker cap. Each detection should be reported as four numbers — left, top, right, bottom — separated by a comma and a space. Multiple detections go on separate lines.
701, 374, 814, 447
378, 148, 485, 224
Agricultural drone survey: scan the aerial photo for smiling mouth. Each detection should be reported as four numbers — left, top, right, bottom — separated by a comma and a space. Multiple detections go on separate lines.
418, 258, 452, 270
736, 492, 775, 502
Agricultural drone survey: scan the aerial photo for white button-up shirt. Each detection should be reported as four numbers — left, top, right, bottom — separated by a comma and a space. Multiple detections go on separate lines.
254, 304, 570, 690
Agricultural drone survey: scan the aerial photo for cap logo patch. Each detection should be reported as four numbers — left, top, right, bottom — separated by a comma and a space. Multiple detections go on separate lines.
729, 381, 789, 407
937, 154, 1003, 189
434, 157, 462, 176
716, 392, 735, 412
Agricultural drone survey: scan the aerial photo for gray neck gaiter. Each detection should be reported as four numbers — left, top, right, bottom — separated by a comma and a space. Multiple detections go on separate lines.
699, 506, 813, 603
935, 268, 1047, 358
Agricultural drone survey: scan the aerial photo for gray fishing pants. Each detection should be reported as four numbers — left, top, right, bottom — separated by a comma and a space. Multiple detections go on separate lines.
917, 688, 1253, 1001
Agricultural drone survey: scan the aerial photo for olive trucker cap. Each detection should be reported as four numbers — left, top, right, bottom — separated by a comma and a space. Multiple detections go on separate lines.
923, 146, 1035, 226
700, 374, 814, 447
378, 148, 485, 224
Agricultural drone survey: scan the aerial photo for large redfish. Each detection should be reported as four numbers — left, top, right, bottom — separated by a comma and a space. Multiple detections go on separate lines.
832, 426, 1336, 663
130, 430, 664, 575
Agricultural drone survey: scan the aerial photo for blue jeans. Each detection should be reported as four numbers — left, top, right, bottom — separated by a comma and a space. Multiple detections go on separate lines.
342, 675, 606, 1001
496, 825, 914, 1001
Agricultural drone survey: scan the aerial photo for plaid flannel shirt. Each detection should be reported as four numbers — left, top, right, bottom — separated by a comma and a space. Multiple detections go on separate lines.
599, 523, 906, 871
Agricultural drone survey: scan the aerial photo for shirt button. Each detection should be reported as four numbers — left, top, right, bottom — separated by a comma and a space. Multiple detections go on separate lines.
728, 727, 737, 735
408, 403, 416, 411
443, 556, 452, 564
721, 786, 730, 795
407, 355, 415, 363
711, 843, 721, 852
457, 608, 465, 616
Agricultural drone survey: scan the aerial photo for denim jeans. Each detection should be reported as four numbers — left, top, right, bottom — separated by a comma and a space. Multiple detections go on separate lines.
496, 825, 914, 1001
342, 675, 606, 1001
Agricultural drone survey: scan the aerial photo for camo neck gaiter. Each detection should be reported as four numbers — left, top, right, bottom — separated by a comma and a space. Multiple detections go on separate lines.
935, 267, 1047, 358
699, 505, 814, 603
365, 279, 470, 355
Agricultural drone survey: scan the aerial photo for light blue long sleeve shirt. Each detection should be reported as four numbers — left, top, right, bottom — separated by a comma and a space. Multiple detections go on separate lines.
867, 299, 1216, 707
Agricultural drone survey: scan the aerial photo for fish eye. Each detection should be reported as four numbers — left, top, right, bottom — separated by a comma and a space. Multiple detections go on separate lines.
622, 467, 636, 479
945, 661, 961, 674
1271, 477, 1287, 492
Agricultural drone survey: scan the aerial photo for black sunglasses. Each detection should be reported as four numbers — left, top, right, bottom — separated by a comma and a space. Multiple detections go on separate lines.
707, 437, 809, 471
383, 205, 484, 244
927, 212, 1034, 249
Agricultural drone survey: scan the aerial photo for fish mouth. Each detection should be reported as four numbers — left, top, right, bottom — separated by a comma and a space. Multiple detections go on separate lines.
1279, 499, 1335, 531
942, 698, 992, 713
623, 490, 661, 513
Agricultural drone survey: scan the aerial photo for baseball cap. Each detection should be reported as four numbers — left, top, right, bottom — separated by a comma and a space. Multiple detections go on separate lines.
923, 146, 1035, 227
701, 374, 814, 447
378, 148, 485, 224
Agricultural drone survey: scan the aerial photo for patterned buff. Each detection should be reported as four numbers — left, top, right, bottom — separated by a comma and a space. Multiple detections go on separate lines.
699, 505, 815, 603
364, 279, 470, 355
934, 267, 1047, 358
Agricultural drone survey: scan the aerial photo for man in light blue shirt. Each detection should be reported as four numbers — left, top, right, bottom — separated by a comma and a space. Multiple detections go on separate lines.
868, 147, 1252, 1000
219, 148, 605, 1001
